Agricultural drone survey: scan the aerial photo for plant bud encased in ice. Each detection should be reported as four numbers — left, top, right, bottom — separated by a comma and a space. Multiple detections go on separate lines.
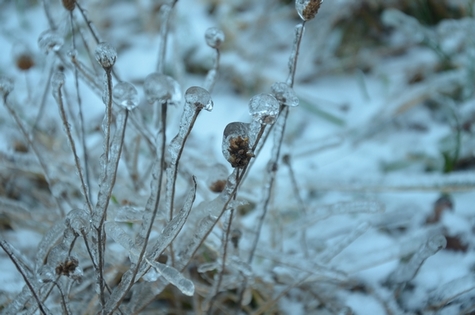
144, 72, 181, 105
184, 86, 213, 111
205, 27, 225, 49
95, 42, 117, 69
248, 93, 280, 125
113, 82, 139, 110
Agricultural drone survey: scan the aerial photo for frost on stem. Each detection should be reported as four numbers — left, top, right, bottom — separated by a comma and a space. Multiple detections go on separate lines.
205, 27, 225, 49
249, 93, 280, 125
295, 0, 323, 21
222, 122, 254, 169
112, 81, 139, 110
38, 30, 64, 54
94, 42, 117, 69
144, 72, 181, 105
271, 82, 299, 107
387, 234, 447, 286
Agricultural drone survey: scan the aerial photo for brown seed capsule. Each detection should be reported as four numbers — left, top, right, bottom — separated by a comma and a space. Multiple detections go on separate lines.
227, 136, 254, 169
296, 0, 323, 21
55, 257, 79, 277
62, 0, 76, 11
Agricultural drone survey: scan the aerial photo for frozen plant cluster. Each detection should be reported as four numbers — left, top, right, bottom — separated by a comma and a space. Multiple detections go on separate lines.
1, 0, 475, 314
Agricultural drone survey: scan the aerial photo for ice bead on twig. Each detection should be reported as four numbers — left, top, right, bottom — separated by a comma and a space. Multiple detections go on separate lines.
248, 93, 280, 125
112, 82, 139, 110
95, 42, 117, 69
387, 234, 446, 285
38, 30, 64, 54
185, 86, 213, 111
205, 27, 225, 49
222, 122, 253, 168
295, 0, 322, 21
271, 82, 299, 107
144, 72, 181, 105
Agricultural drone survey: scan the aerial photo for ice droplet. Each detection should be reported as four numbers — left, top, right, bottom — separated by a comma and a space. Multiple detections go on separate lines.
222, 122, 252, 168
95, 42, 117, 69
248, 93, 280, 125
38, 30, 64, 54
185, 86, 213, 111
271, 82, 299, 107
144, 72, 181, 105
205, 27, 225, 49
113, 82, 139, 110
295, 0, 322, 21
0, 77, 14, 96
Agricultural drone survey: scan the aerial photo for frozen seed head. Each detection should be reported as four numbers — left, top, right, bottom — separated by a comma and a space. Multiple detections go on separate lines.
222, 122, 254, 168
185, 86, 213, 111
55, 256, 79, 277
62, 0, 75, 11
113, 82, 139, 110
38, 30, 64, 54
95, 42, 117, 69
205, 27, 225, 49
0, 77, 14, 97
248, 93, 280, 125
12, 42, 34, 71
206, 163, 229, 193
295, 0, 323, 21
271, 82, 299, 107
51, 70, 65, 92
144, 72, 181, 105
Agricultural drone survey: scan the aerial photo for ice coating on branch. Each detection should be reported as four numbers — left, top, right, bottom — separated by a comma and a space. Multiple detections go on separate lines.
222, 122, 253, 168
387, 234, 446, 285
95, 42, 117, 69
271, 82, 299, 107
38, 30, 64, 54
248, 93, 280, 125
428, 275, 475, 308
51, 70, 65, 94
205, 27, 225, 49
144, 72, 181, 105
295, 0, 322, 21
0, 76, 14, 96
112, 82, 139, 110
146, 259, 195, 296
185, 86, 213, 111
66, 208, 90, 236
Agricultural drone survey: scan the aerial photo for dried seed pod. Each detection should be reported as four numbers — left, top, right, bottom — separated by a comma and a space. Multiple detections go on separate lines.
295, 0, 323, 21
12, 42, 34, 71
222, 122, 254, 168
55, 256, 79, 277
62, 0, 75, 11
206, 163, 228, 193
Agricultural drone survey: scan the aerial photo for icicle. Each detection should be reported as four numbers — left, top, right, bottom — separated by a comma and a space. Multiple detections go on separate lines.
145, 259, 194, 296
94, 42, 117, 69
222, 122, 253, 168
387, 234, 446, 285
271, 82, 299, 107
248, 93, 280, 125
112, 81, 139, 111
38, 30, 64, 54
205, 27, 225, 49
